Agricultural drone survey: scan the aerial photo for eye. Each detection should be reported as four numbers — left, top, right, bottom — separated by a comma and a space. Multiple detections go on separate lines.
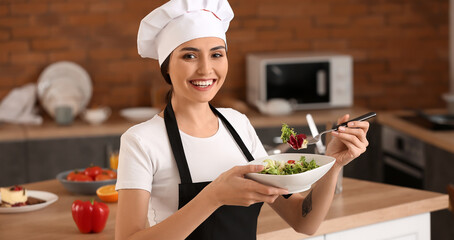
212, 52, 223, 58
182, 53, 196, 59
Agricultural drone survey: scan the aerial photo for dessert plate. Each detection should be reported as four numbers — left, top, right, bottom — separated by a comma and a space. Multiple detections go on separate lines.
37, 61, 92, 117
120, 107, 160, 122
0, 190, 58, 214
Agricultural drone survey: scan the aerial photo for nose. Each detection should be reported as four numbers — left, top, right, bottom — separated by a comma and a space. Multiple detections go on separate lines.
197, 56, 213, 75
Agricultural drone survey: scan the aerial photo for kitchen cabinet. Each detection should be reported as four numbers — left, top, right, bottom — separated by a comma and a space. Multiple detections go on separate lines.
0, 135, 120, 185
304, 213, 429, 240
424, 144, 454, 240
0, 140, 28, 186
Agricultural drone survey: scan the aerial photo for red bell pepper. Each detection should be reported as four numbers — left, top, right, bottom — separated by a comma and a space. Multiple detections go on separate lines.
71, 199, 109, 233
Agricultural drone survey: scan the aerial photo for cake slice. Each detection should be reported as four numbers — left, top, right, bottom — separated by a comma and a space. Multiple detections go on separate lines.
1, 185, 28, 207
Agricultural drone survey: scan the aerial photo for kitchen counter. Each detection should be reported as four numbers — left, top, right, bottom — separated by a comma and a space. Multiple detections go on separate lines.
0, 107, 370, 141
0, 178, 447, 239
377, 109, 454, 154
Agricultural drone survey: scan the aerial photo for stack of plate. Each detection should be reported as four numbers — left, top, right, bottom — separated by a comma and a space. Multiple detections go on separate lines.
37, 61, 92, 118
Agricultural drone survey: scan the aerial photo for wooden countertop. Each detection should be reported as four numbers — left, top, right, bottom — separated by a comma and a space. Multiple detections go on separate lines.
377, 109, 454, 154
0, 107, 369, 141
0, 178, 447, 239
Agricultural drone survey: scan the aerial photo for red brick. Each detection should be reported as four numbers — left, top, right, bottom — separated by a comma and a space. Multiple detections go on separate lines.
89, 49, 125, 61
68, 14, 107, 26
277, 18, 311, 30
353, 15, 385, 27
90, 1, 124, 13
11, 52, 47, 64
370, 3, 403, 14
315, 16, 351, 27
0, 5, 9, 16
50, 2, 87, 13
11, 3, 48, 15
12, 26, 50, 38
227, 29, 257, 42
0, 29, 10, 40
258, 4, 303, 17
312, 40, 348, 51
296, 27, 330, 39
32, 39, 69, 51
0, 16, 30, 27
331, 3, 367, 15
49, 50, 87, 62
0, 41, 28, 52
257, 30, 293, 41
243, 18, 276, 29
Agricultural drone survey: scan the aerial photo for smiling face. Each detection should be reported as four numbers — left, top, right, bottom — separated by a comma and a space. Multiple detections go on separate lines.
167, 37, 228, 105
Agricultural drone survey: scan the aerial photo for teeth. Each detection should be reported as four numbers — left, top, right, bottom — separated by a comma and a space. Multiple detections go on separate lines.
191, 80, 213, 87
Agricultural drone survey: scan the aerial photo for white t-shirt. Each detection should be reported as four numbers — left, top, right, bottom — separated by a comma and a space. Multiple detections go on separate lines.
115, 108, 268, 226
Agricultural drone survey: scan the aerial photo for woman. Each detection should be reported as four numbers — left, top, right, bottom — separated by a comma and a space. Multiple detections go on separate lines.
115, 0, 370, 239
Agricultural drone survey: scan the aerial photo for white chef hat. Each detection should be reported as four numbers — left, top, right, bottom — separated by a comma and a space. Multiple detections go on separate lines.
137, 0, 234, 66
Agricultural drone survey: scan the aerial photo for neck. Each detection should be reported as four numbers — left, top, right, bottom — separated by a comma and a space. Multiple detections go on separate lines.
170, 97, 218, 137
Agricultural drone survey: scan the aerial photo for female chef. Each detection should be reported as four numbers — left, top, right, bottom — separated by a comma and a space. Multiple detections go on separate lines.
115, 0, 370, 239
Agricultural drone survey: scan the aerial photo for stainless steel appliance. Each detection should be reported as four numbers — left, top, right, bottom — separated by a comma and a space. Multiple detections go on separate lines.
382, 126, 425, 189
246, 52, 353, 110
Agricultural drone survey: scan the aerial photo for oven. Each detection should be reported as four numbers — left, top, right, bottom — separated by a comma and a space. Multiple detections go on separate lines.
381, 126, 425, 189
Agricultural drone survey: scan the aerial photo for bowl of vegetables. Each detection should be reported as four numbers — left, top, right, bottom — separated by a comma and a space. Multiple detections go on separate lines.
56, 165, 117, 195
245, 153, 335, 193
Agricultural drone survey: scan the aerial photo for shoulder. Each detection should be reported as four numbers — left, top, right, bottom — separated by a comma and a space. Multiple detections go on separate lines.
121, 115, 167, 143
216, 108, 248, 123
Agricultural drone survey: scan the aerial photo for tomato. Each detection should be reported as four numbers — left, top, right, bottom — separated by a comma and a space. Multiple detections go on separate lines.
84, 166, 102, 180
95, 174, 112, 181
73, 174, 93, 182
287, 160, 296, 164
67, 170, 82, 181
102, 170, 117, 179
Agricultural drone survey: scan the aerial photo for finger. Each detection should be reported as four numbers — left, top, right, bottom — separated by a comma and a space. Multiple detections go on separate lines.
336, 132, 367, 155
235, 164, 264, 175
338, 126, 368, 145
346, 121, 370, 133
244, 179, 289, 196
335, 129, 366, 150
337, 114, 350, 125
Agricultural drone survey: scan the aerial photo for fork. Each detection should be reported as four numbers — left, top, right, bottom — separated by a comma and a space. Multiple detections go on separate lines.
306, 112, 377, 145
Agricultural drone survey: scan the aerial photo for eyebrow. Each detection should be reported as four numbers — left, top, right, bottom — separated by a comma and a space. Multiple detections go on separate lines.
180, 46, 226, 52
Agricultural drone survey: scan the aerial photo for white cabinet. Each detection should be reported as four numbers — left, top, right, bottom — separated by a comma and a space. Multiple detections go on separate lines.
301, 213, 430, 240
325, 213, 429, 240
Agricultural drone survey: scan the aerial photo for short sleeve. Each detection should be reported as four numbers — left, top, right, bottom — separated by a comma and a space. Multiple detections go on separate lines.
115, 131, 154, 192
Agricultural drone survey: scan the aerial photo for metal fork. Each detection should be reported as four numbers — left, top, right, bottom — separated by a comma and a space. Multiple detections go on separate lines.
306, 112, 377, 145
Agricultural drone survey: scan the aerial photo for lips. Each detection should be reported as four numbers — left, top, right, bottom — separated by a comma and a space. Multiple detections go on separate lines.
189, 79, 216, 88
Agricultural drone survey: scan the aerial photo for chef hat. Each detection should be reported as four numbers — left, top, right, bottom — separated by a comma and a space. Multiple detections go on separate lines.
137, 0, 234, 66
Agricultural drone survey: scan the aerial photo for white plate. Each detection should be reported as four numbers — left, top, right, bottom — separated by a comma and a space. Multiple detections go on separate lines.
246, 153, 335, 194
120, 107, 160, 122
0, 190, 58, 214
37, 61, 92, 117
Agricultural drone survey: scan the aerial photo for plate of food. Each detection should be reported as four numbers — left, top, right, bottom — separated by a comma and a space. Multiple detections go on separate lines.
245, 153, 335, 193
0, 186, 58, 213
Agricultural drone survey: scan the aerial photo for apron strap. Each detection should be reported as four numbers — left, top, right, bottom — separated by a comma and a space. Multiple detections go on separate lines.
164, 101, 256, 184
209, 104, 254, 162
164, 101, 193, 184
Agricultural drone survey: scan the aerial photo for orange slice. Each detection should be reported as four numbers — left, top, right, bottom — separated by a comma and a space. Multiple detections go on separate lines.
96, 184, 118, 203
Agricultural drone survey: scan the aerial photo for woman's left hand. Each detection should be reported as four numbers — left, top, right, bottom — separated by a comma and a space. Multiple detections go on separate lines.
325, 114, 370, 167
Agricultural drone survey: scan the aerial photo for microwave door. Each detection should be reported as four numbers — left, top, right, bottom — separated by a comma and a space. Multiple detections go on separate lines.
266, 62, 330, 104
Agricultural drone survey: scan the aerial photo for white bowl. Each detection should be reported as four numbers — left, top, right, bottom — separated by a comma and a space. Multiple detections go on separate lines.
246, 153, 336, 193
120, 107, 160, 122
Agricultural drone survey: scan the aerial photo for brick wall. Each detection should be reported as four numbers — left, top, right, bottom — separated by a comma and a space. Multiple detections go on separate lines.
0, 0, 449, 114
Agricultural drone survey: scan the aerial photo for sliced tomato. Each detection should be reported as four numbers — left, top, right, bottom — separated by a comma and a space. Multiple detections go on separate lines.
287, 160, 296, 164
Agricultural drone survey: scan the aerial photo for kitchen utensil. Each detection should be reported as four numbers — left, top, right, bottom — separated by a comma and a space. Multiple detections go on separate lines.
306, 112, 377, 145
54, 105, 74, 126
306, 113, 326, 154
246, 153, 335, 193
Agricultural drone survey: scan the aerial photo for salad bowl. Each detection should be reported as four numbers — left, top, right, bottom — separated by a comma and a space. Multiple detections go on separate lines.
245, 153, 336, 193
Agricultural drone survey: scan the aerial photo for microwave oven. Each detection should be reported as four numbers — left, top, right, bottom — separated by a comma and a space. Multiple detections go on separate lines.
246, 52, 353, 110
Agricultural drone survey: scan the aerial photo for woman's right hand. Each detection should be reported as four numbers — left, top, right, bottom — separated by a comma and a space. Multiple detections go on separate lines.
202, 165, 289, 207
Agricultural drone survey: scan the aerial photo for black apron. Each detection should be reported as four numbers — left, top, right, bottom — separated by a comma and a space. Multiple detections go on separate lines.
164, 101, 263, 240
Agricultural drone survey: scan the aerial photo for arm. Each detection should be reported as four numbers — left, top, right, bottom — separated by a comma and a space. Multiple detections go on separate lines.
115, 165, 289, 240
269, 115, 370, 235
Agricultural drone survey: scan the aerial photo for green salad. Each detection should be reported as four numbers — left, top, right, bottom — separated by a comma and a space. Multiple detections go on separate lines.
260, 156, 319, 175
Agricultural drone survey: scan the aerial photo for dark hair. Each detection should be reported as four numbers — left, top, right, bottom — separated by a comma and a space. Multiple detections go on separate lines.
160, 55, 172, 102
